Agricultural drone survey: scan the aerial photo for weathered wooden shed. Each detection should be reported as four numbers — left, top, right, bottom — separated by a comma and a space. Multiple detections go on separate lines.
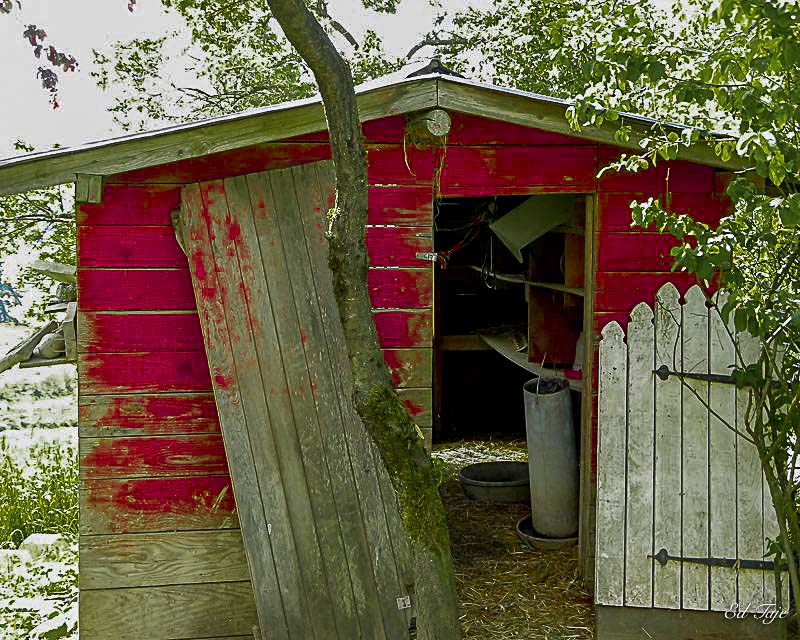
0, 64, 782, 639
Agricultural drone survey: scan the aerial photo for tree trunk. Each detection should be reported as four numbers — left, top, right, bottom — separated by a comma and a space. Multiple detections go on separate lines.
261, 2, 461, 638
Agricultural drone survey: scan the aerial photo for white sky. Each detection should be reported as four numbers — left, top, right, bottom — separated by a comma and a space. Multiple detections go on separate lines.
0, 0, 476, 154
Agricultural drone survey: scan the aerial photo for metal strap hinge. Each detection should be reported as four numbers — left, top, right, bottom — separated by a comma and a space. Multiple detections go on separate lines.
649, 547, 786, 571
416, 252, 438, 262
653, 364, 735, 385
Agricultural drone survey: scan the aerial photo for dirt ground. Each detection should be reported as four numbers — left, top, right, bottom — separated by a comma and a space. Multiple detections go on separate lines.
434, 440, 594, 640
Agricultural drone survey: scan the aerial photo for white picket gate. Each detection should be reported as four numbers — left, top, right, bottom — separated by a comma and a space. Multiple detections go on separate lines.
595, 282, 787, 612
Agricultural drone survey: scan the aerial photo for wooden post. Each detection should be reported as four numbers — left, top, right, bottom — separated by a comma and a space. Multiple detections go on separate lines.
75, 174, 104, 204
406, 109, 452, 143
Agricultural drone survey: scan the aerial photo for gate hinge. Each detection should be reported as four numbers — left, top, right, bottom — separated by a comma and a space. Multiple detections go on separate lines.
416, 252, 438, 262
653, 364, 734, 385
649, 547, 786, 571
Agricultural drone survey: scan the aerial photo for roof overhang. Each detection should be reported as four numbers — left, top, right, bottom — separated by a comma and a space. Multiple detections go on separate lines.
0, 74, 747, 197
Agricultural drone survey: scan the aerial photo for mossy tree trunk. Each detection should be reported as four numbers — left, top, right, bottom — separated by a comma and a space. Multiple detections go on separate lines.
262, 1, 461, 638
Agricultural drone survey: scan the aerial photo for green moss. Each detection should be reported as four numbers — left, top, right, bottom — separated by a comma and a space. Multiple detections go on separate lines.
362, 384, 451, 555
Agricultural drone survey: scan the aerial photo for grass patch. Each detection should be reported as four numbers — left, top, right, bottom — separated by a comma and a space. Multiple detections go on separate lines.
0, 439, 79, 548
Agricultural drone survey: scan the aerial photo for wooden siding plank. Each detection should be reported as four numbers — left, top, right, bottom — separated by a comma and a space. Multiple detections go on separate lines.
624, 302, 655, 607
681, 285, 710, 610
77, 311, 204, 353
186, 180, 299, 638
383, 348, 432, 387
598, 146, 717, 193
80, 434, 228, 479
263, 167, 377, 638
597, 192, 728, 232
113, 142, 331, 184
736, 331, 766, 610
373, 310, 433, 348
80, 529, 250, 589
79, 581, 257, 640
366, 144, 434, 185
594, 271, 697, 313
77, 184, 181, 226
78, 268, 196, 311
366, 227, 433, 267
653, 283, 682, 609
595, 320, 627, 606
438, 145, 597, 195
446, 112, 596, 146
708, 293, 738, 611
78, 226, 188, 267
368, 268, 432, 309
397, 387, 432, 427
596, 232, 679, 272
293, 162, 410, 637
368, 186, 433, 226
80, 351, 212, 394
80, 475, 238, 535
79, 393, 219, 437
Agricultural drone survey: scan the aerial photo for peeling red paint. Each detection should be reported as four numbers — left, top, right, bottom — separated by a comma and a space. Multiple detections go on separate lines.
402, 399, 423, 417
299, 329, 308, 347
214, 372, 230, 389
192, 250, 207, 281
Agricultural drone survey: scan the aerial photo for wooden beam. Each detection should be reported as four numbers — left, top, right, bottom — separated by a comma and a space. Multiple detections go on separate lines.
0, 78, 437, 196
406, 108, 452, 142
76, 174, 104, 203
437, 78, 748, 171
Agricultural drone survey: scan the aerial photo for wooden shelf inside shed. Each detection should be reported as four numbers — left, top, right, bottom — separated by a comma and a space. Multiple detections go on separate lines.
478, 331, 582, 391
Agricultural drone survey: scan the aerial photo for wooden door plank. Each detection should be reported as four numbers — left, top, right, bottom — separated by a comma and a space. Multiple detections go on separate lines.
249, 168, 364, 638
652, 283, 682, 609
78, 311, 204, 353
708, 294, 738, 611
183, 182, 295, 639
624, 302, 655, 607
681, 285, 710, 610
595, 320, 627, 606
297, 161, 411, 637
735, 330, 766, 610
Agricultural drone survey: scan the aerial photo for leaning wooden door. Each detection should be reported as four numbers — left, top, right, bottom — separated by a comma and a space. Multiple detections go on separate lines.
595, 282, 786, 614
179, 161, 414, 639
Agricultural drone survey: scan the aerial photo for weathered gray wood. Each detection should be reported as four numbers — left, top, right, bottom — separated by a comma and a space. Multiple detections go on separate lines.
596, 604, 777, 640
595, 320, 627, 606
80, 529, 250, 589
224, 172, 344, 639
79, 581, 258, 640
76, 174, 104, 203
296, 160, 413, 635
182, 183, 294, 639
406, 108, 452, 140
63, 302, 77, 360
267, 165, 385, 638
0, 321, 57, 374
681, 285, 710, 610
653, 283, 682, 609
0, 78, 437, 196
30, 259, 77, 283
708, 294, 738, 610
624, 302, 654, 607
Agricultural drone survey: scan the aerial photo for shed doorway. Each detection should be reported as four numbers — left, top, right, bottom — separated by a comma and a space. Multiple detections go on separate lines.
432, 193, 595, 637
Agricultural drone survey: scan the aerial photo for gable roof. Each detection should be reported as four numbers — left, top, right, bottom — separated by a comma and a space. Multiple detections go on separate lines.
0, 69, 744, 196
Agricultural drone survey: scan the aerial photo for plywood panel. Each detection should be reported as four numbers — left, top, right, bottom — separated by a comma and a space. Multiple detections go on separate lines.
80, 434, 228, 479
80, 529, 250, 589
80, 352, 212, 394
80, 581, 257, 640
594, 271, 696, 312
79, 393, 219, 437
598, 146, 716, 193
596, 232, 679, 272
368, 268, 432, 309
78, 226, 188, 267
597, 192, 728, 232
78, 311, 204, 353
78, 268, 196, 311
80, 475, 238, 535
366, 144, 434, 185
447, 112, 595, 146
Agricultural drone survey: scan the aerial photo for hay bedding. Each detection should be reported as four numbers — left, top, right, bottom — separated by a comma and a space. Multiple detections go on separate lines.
433, 440, 594, 640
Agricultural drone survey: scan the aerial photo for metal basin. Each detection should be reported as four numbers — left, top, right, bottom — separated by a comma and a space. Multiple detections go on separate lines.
516, 514, 577, 550
458, 461, 530, 504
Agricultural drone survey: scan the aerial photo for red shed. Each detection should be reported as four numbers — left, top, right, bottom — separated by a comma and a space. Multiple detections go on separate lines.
0, 64, 779, 639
